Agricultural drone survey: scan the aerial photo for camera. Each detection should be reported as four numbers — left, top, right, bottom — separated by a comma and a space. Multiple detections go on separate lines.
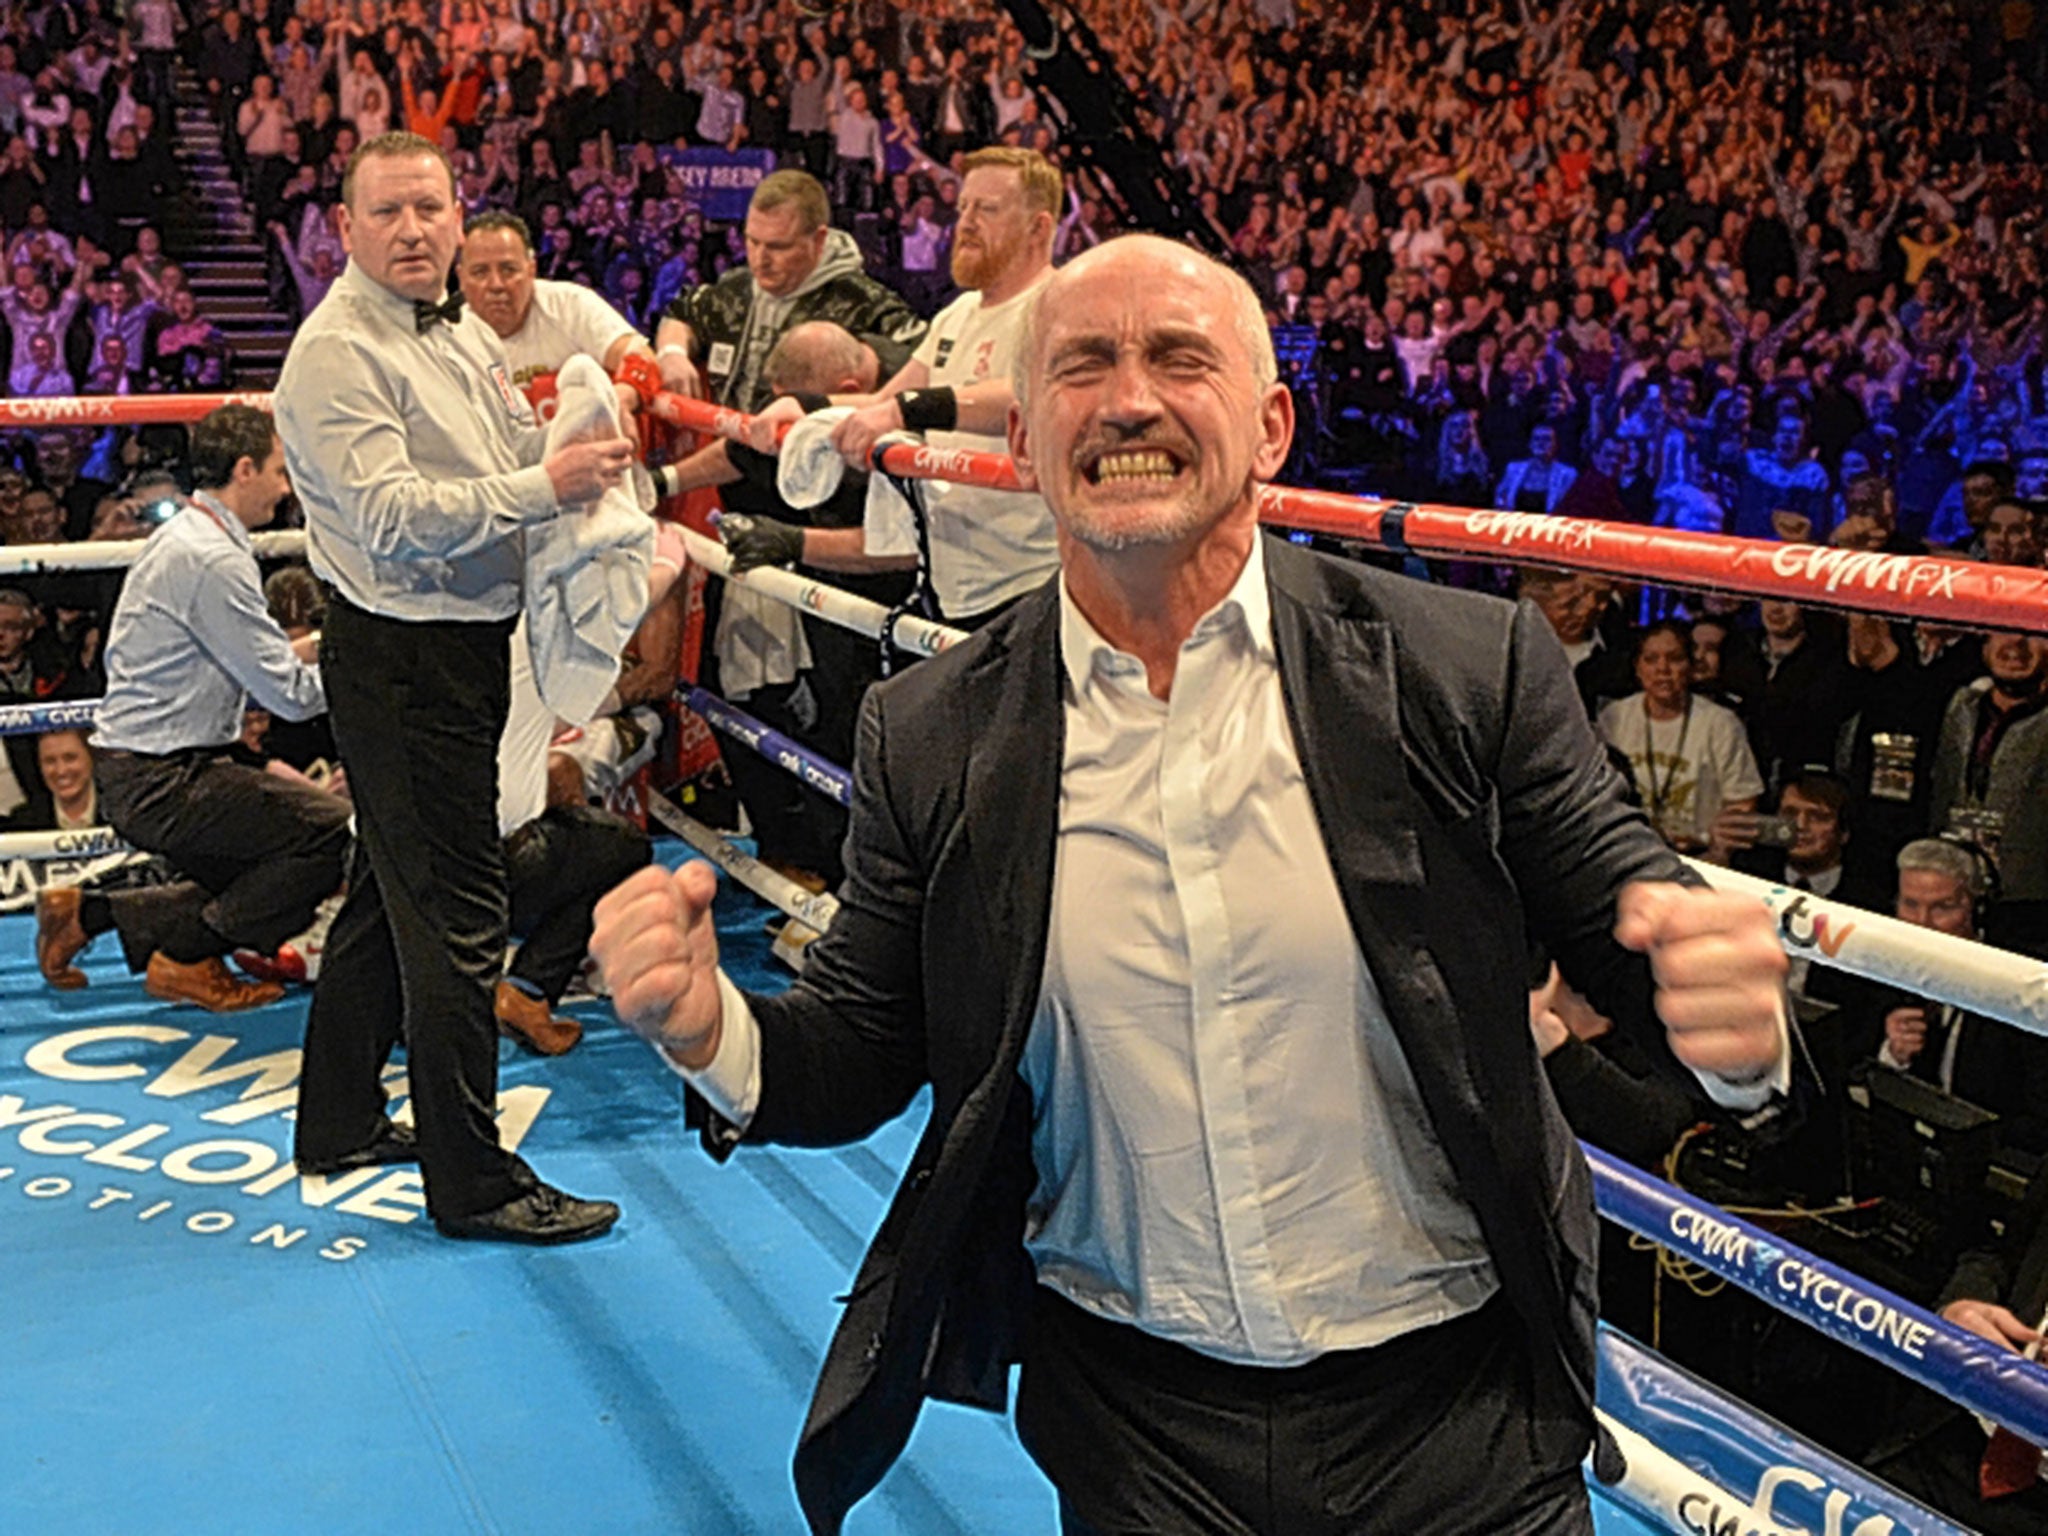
1751, 814, 1797, 848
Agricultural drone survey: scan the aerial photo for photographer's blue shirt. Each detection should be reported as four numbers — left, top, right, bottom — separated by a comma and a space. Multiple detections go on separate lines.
93, 492, 326, 754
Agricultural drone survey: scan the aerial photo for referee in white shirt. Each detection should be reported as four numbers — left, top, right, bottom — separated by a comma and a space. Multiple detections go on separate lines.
273, 132, 634, 1245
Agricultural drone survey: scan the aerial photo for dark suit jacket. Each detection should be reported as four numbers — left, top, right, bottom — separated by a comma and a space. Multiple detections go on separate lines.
702, 537, 1696, 1534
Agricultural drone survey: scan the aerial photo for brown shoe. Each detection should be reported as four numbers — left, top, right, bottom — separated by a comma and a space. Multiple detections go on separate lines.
759, 858, 830, 895
144, 952, 287, 1012
36, 887, 90, 990
495, 980, 583, 1055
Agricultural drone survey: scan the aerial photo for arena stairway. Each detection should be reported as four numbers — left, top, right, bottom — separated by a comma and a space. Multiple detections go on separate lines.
162, 67, 296, 387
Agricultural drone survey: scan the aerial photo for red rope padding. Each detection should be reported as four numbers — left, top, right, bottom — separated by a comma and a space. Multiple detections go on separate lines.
643, 389, 2048, 634
1, 393, 274, 426
33, 389, 2048, 634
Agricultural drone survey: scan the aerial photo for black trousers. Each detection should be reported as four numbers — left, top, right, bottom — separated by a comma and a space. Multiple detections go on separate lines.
721, 569, 911, 888
95, 746, 351, 970
722, 675, 845, 880
294, 600, 530, 1221
1019, 1289, 1593, 1536
504, 803, 650, 1004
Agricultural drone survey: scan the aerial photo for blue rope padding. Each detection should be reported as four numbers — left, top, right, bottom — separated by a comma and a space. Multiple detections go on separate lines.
1595, 1324, 1972, 1533
1587, 1142, 2048, 1447
0, 698, 102, 736
683, 687, 853, 809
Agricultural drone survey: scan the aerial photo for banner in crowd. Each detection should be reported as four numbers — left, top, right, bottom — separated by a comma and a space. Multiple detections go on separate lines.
657, 148, 779, 221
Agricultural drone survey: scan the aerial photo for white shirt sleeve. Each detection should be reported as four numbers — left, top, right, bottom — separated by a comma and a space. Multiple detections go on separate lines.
1688, 997, 1793, 1112
656, 967, 762, 1126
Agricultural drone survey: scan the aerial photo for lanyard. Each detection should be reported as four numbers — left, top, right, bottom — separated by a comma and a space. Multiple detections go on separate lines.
1641, 695, 1693, 828
187, 493, 233, 538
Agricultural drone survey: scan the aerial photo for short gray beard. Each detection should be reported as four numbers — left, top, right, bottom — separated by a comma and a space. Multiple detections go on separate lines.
1061, 495, 1209, 553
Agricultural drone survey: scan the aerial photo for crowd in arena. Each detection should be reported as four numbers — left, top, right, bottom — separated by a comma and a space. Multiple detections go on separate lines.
0, 0, 2047, 1520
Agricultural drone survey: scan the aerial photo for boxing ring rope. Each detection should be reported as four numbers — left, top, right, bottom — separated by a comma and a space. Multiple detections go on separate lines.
1681, 859, 2048, 1036
1595, 1144, 2048, 1446
0, 530, 306, 577
0, 824, 127, 860
643, 785, 839, 939
676, 524, 962, 658
645, 390, 2048, 634
0, 393, 275, 427
22, 387, 2047, 632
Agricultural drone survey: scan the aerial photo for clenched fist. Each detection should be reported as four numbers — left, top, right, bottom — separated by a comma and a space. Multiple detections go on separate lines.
590, 862, 725, 1068
828, 397, 904, 469
1613, 882, 1787, 1083
745, 395, 806, 455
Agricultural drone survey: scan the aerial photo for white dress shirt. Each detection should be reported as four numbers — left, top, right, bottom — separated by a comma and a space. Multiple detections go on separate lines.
273, 261, 559, 622
1018, 537, 1497, 1364
678, 540, 1787, 1361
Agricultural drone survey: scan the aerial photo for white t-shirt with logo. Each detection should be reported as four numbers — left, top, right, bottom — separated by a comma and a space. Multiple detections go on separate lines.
865, 274, 1057, 620
1597, 693, 1763, 846
497, 279, 642, 389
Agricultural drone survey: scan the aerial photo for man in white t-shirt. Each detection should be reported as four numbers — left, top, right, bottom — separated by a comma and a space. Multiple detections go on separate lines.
743, 146, 1062, 627
458, 210, 654, 391
1598, 620, 1763, 851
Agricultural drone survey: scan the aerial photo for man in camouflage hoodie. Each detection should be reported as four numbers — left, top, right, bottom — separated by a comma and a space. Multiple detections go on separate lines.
654, 169, 926, 412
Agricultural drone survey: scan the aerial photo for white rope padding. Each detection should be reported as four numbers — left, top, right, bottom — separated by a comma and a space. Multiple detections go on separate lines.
679, 527, 967, 658
0, 825, 129, 859
0, 529, 307, 576
1594, 1415, 1807, 1536
645, 788, 841, 937
0, 845, 157, 913
1690, 858, 2048, 1036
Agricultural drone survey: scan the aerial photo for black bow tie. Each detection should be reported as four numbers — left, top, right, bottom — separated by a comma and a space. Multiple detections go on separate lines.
414, 292, 464, 332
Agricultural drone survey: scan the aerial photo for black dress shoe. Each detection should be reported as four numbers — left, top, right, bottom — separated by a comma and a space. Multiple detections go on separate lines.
295, 1119, 419, 1177
433, 1182, 620, 1245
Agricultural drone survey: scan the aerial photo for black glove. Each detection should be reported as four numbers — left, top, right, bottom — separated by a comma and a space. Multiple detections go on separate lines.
719, 512, 805, 573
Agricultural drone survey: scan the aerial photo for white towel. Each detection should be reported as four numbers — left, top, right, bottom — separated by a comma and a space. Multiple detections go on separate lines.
775, 406, 854, 508
772, 404, 924, 563
714, 576, 813, 697
523, 354, 656, 724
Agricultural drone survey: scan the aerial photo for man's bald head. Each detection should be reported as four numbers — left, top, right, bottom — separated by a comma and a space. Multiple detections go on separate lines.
764, 321, 880, 396
1014, 235, 1277, 406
